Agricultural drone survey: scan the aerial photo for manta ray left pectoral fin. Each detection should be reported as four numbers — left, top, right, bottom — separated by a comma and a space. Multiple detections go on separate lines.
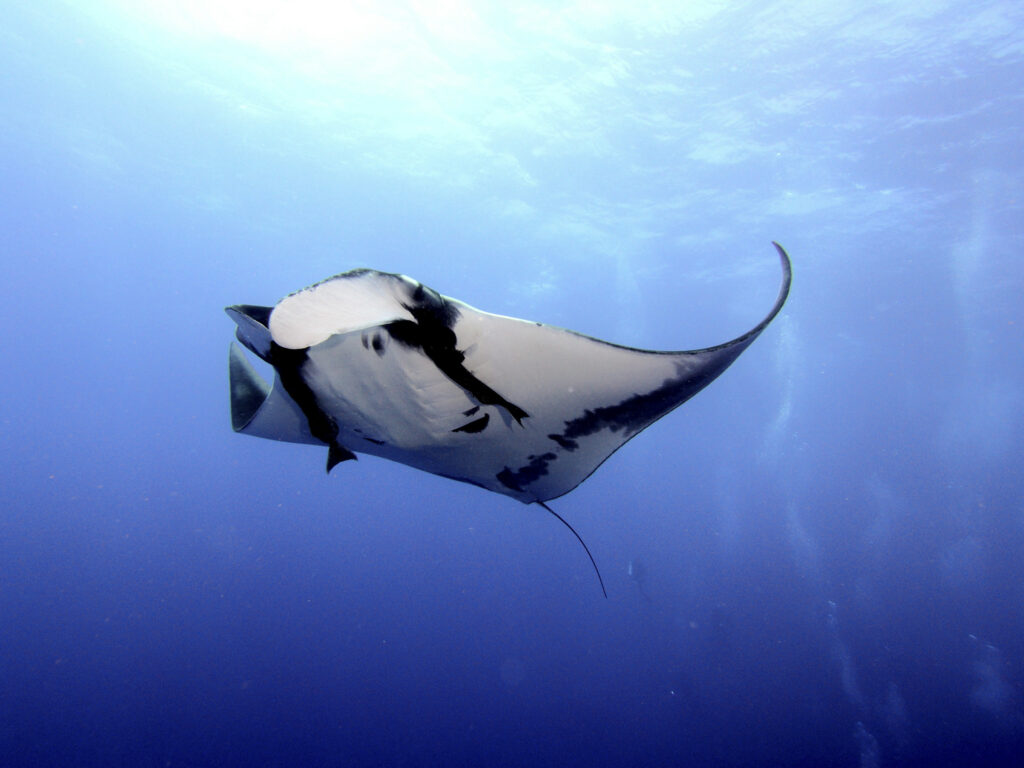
327, 443, 357, 472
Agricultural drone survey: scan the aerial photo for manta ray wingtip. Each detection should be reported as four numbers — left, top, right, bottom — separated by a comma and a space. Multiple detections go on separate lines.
762, 241, 792, 328
771, 241, 792, 283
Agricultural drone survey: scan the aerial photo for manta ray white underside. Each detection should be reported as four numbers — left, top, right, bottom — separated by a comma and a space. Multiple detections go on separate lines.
227, 243, 791, 505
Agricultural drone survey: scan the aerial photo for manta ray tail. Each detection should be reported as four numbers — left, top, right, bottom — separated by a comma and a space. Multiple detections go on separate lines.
537, 501, 607, 599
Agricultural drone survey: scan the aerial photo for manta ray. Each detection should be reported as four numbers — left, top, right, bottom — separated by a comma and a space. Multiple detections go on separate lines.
226, 242, 791, 595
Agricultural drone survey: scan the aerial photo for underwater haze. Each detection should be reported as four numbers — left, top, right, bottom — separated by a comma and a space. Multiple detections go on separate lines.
2, 2, 1023, 766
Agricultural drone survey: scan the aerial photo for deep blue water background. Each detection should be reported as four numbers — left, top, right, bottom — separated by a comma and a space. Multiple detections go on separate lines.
2, 2, 1023, 766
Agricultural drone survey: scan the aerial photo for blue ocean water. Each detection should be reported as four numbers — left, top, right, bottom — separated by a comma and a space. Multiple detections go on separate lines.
2, 2, 1022, 766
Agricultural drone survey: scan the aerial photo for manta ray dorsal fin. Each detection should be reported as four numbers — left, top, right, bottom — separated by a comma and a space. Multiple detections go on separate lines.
270, 269, 419, 350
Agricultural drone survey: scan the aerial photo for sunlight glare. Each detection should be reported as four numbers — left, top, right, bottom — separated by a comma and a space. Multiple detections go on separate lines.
134, 0, 422, 54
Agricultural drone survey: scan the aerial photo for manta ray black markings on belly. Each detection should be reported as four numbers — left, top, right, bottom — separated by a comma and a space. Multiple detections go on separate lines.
226, 242, 792, 598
